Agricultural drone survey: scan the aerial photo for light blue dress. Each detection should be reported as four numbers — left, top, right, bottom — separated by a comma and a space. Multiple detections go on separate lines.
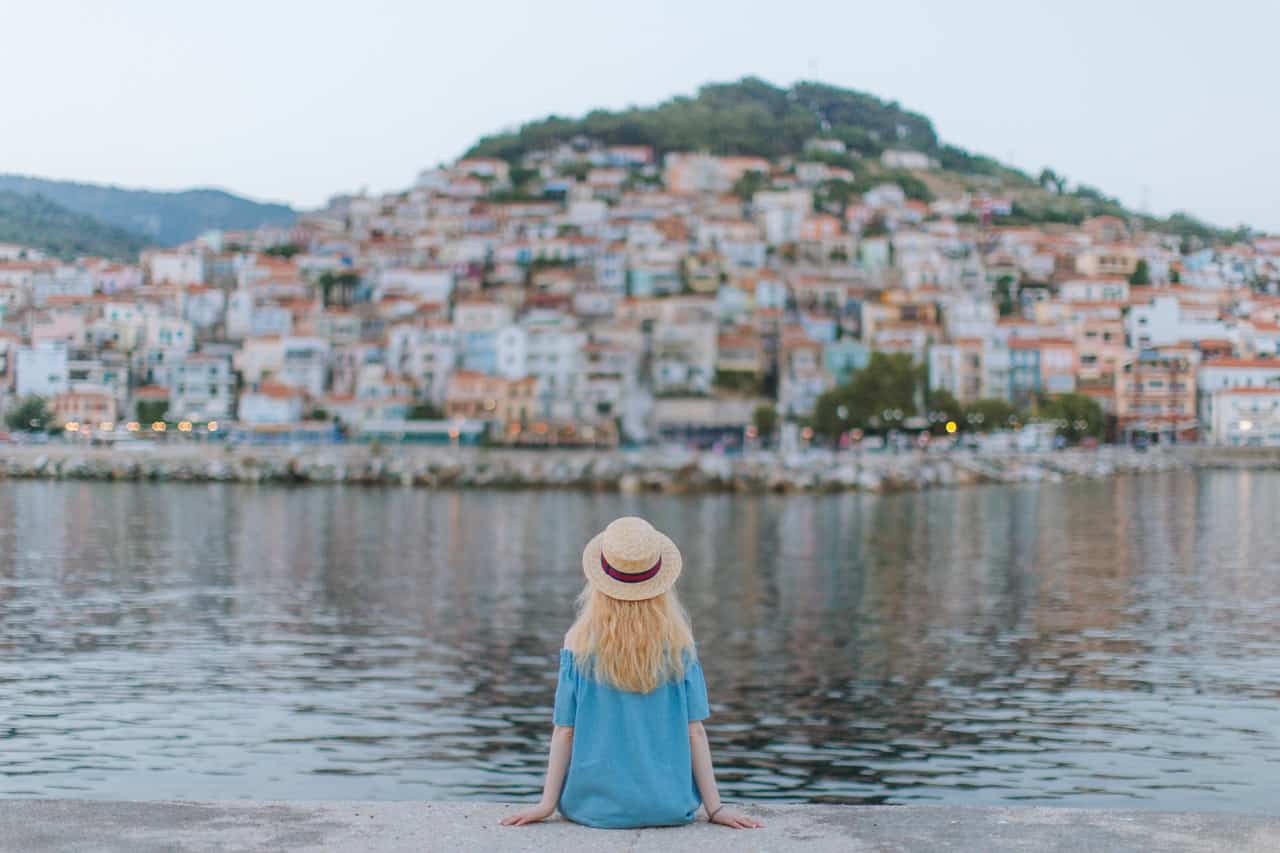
553, 648, 711, 828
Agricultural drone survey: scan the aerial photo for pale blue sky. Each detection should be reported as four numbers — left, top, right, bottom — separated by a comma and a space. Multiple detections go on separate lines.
3, 0, 1275, 231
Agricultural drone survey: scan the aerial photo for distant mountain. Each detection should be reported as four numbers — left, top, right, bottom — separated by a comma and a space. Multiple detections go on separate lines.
0, 191, 148, 260
466, 77, 1247, 245
0, 175, 296, 247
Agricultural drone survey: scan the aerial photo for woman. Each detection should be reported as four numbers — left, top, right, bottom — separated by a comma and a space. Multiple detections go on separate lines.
501, 516, 762, 830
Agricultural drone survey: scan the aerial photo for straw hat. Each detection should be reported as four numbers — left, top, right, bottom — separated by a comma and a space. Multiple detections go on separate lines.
581, 517, 683, 601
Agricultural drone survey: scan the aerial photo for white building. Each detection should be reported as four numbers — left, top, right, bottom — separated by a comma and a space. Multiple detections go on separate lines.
1126, 295, 1235, 350
1059, 277, 1130, 303
1197, 358, 1280, 438
385, 323, 456, 404
167, 354, 235, 421
752, 190, 812, 244
235, 336, 330, 397
238, 384, 306, 424
147, 251, 206, 286
15, 342, 69, 397
1208, 387, 1280, 446
881, 149, 933, 170
376, 268, 454, 303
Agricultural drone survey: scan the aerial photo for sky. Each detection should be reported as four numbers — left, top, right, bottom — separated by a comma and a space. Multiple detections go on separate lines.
2, 0, 1276, 231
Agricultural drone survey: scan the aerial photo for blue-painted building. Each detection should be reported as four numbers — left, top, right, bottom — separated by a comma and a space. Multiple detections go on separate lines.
1009, 343, 1042, 409
461, 330, 498, 375
823, 339, 870, 386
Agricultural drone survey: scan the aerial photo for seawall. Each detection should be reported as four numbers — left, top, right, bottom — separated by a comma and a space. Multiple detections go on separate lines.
1, 801, 1278, 852
1, 444, 1278, 493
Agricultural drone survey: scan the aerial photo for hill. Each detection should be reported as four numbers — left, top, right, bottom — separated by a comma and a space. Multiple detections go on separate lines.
0, 175, 296, 247
0, 191, 149, 260
466, 77, 1246, 245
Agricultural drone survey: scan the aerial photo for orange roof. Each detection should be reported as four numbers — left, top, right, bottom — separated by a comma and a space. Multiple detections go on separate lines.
1200, 358, 1280, 369
1216, 386, 1280, 395
253, 382, 306, 399
134, 385, 170, 399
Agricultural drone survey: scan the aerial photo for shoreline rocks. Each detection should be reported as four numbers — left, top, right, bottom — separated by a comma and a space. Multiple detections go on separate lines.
2, 444, 1279, 493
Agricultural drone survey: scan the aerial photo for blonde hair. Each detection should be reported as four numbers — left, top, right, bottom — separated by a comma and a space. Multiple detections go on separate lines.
565, 584, 695, 693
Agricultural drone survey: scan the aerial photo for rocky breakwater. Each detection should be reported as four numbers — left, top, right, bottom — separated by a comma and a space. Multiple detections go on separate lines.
1, 444, 1269, 493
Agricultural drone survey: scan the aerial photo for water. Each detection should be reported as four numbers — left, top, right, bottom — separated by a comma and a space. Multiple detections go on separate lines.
2, 472, 1279, 812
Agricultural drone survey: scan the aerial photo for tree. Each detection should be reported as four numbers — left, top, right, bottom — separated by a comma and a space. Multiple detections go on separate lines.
1037, 168, 1067, 195
408, 401, 443, 420
263, 243, 302, 259
811, 352, 922, 438
136, 399, 168, 424
1129, 259, 1151, 286
963, 398, 1017, 432
814, 179, 857, 216
994, 275, 1018, 317
5, 395, 52, 432
1037, 393, 1105, 443
924, 389, 964, 434
317, 270, 361, 307
752, 404, 778, 440
732, 170, 769, 202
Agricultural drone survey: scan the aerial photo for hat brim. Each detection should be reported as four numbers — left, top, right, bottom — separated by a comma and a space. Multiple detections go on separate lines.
581, 530, 682, 601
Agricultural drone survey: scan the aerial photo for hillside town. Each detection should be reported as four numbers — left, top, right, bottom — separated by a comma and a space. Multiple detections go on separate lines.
3, 139, 1280, 451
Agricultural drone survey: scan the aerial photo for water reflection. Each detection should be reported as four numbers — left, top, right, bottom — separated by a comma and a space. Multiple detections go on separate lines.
2, 473, 1279, 811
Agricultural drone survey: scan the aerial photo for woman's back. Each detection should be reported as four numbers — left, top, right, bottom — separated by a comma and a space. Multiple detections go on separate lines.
500, 517, 761, 832
554, 648, 709, 828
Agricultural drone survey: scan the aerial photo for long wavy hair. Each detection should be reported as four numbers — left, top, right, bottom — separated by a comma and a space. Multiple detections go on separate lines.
565, 584, 695, 693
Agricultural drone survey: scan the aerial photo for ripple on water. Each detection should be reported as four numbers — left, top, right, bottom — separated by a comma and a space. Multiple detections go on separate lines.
2, 474, 1280, 809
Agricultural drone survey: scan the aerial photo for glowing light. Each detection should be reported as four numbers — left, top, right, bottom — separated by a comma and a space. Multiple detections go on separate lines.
99, 422, 114, 431
151, 421, 167, 432
207, 421, 219, 432
945, 421, 958, 434
177, 421, 193, 432
1239, 419, 1254, 432
126, 422, 140, 432
65, 422, 81, 432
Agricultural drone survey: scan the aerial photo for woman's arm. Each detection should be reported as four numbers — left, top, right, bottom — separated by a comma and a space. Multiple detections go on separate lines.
500, 725, 574, 826
689, 721, 763, 829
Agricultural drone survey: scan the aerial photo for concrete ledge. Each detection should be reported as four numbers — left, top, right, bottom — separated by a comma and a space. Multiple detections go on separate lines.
2, 801, 1278, 852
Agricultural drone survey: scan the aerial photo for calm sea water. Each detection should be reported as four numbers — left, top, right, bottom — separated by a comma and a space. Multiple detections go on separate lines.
2, 473, 1279, 812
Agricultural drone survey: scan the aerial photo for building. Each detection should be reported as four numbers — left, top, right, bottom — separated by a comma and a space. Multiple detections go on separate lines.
238, 382, 307, 424
1115, 350, 1198, 444
51, 386, 118, 427
1207, 387, 1280, 446
1196, 358, 1280, 441
168, 353, 236, 421
15, 342, 68, 398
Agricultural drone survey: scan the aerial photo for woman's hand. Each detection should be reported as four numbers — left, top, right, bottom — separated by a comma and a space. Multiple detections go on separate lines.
500, 801, 556, 826
710, 807, 764, 829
